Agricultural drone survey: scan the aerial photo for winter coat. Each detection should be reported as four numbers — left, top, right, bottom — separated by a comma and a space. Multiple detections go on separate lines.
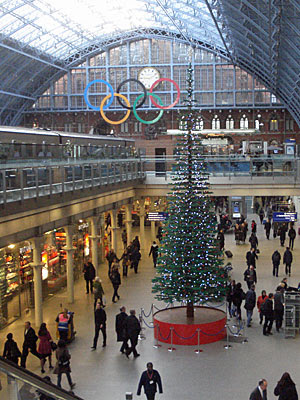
262, 298, 273, 318
124, 315, 141, 340
137, 370, 163, 396
274, 382, 298, 400
115, 311, 128, 341
272, 251, 281, 266
95, 308, 106, 327
264, 221, 271, 232
149, 244, 159, 259
3, 339, 21, 361
288, 228, 296, 239
232, 287, 245, 307
244, 289, 256, 311
93, 281, 104, 300
38, 330, 52, 355
283, 249, 293, 264
83, 263, 96, 280
257, 295, 268, 313
110, 269, 121, 286
244, 268, 257, 284
53, 347, 71, 374
274, 292, 284, 312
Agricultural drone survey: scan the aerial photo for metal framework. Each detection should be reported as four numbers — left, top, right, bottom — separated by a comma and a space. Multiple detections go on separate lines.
0, 0, 299, 126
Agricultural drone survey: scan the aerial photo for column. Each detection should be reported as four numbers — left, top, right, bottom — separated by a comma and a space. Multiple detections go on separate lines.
139, 198, 146, 250
90, 216, 100, 275
31, 236, 43, 328
64, 225, 75, 304
110, 209, 118, 254
150, 197, 157, 241
125, 203, 133, 244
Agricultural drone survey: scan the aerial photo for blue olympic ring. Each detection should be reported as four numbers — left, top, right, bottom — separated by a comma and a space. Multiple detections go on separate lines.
84, 79, 114, 111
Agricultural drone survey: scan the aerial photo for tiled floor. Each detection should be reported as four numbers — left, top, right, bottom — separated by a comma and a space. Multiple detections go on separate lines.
1, 215, 300, 400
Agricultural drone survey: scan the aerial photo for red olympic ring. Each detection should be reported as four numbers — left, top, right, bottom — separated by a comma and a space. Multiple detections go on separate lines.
149, 78, 181, 110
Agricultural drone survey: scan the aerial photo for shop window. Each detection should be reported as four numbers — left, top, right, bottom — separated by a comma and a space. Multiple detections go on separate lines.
226, 115, 234, 129
270, 116, 278, 131
240, 114, 249, 129
212, 115, 220, 130
285, 119, 294, 131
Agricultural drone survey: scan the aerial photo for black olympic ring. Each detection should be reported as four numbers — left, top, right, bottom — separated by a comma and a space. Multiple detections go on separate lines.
116, 79, 147, 110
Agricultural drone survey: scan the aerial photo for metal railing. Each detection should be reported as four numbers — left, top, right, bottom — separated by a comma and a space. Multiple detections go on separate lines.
0, 356, 84, 400
0, 158, 144, 205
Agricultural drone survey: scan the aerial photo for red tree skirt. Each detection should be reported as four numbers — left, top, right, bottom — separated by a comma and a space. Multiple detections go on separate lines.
153, 306, 226, 346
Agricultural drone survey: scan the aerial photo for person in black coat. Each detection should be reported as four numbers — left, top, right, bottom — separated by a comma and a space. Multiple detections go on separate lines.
115, 306, 128, 354
91, 303, 107, 350
274, 286, 284, 332
244, 285, 256, 327
137, 362, 163, 400
288, 227, 296, 250
131, 247, 141, 274
133, 236, 140, 251
246, 248, 258, 268
217, 230, 225, 251
226, 280, 236, 317
249, 379, 268, 400
3, 333, 21, 365
106, 249, 117, 276
110, 263, 121, 303
21, 321, 42, 368
264, 219, 271, 240
249, 233, 258, 250
83, 261, 96, 294
279, 226, 286, 247
263, 293, 274, 336
272, 250, 281, 277
244, 265, 257, 290
283, 247, 293, 276
124, 309, 141, 358
274, 372, 298, 400
232, 282, 245, 320
149, 241, 159, 268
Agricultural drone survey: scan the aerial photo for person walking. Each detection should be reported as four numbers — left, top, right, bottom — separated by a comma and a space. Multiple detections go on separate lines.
244, 284, 256, 327
246, 248, 258, 268
125, 310, 141, 358
272, 250, 281, 277
259, 208, 265, 224
249, 379, 268, 400
149, 241, 159, 268
93, 277, 105, 308
21, 321, 41, 368
264, 219, 271, 240
283, 247, 293, 276
274, 372, 298, 400
217, 230, 225, 251
119, 248, 130, 277
106, 248, 117, 276
115, 306, 129, 354
53, 340, 75, 390
137, 362, 163, 400
232, 282, 245, 321
38, 323, 53, 373
257, 290, 268, 325
91, 302, 107, 350
133, 236, 141, 251
288, 226, 296, 250
83, 261, 96, 294
121, 229, 127, 249
274, 286, 284, 332
226, 279, 236, 318
249, 233, 258, 251
279, 226, 286, 247
263, 293, 274, 336
251, 220, 257, 233
244, 265, 257, 290
131, 246, 141, 274
110, 263, 121, 303
3, 333, 21, 365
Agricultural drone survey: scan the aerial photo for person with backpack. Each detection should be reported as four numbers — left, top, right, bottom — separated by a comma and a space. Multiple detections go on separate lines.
288, 226, 296, 250
244, 285, 256, 327
272, 250, 281, 277
283, 247, 293, 276
54, 340, 75, 390
3, 333, 21, 365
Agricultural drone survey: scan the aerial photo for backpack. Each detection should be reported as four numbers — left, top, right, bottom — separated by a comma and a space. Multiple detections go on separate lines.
58, 350, 70, 368
260, 300, 267, 315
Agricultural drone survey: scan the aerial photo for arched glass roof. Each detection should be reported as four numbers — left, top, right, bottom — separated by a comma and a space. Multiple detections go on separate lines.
0, 0, 300, 127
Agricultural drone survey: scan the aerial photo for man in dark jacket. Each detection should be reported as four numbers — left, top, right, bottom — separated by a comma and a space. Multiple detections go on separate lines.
274, 286, 284, 332
83, 261, 96, 294
272, 250, 281, 277
249, 379, 268, 400
244, 285, 256, 327
115, 306, 128, 354
106, 249, 117, 276
249, 233, 258, 250
217, 230, 225, 251
137, 362, 163, 400
149, 241, 159, 268
279, 226, 286, 247
21, 321, 41, 368
264, 219, 271, 240
131, 247, 141, 274
91, 303, 107, 350
124, 309, 141, 358
263, 293, 274, 336
288, 226, 296, 250
283, 247, 293, 276
246, 248, 258, 268
244, 265, 257, 290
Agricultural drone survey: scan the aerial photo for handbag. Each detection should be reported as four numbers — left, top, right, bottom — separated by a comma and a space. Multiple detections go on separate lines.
50, 341, 57, 351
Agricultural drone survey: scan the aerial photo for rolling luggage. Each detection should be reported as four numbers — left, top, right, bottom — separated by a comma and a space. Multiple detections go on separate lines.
225, 250, 233, 258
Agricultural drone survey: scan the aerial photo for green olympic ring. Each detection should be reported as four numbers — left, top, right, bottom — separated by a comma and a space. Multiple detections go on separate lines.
133, 92, 164, 125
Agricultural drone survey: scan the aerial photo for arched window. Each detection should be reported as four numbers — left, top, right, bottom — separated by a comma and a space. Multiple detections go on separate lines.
212, 115, 220, 129
240, 114, 249, 129
225, 115, 234, 129
285, 119, 294, 131
195, 117, 204, 130
270, 116, 278, 131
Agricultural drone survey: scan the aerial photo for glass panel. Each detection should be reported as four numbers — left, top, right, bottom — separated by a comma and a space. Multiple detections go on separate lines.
71, 70, 85, 94
151, 39, 171, 64
236, 91, 253, 105
216, 92, 234, 106
215, 65, 234, 90
89, 52, 106, 66
109, 45, 127, 65
194, 66, 214, 90
129, 40, 149, 64
54, 75, 68, 95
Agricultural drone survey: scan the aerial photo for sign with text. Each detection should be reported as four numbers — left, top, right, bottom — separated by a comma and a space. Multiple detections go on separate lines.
147, 212, 168, 221
273, 212, 297, 222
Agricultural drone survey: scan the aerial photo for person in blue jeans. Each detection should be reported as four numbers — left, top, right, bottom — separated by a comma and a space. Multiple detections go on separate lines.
244, 284, 256, 327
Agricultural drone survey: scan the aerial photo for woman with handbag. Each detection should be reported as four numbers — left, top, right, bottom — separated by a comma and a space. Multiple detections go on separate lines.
38, 323, 53, 373
53, 340, 76, 390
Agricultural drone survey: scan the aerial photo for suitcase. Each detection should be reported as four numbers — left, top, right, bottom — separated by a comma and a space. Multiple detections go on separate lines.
225, 250, 233, 258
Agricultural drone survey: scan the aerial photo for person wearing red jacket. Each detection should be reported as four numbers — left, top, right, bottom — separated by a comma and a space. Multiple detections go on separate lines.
257, 290, 267, 325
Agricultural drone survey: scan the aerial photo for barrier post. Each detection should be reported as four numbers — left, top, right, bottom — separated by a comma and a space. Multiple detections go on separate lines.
224, 323, 232, 350
153, 323, 162, 349
138, 311, 146, 340
150, 304, 154, 327
168, 327, 176, 352
241, 319, 248, 343
194, 328, 203, 354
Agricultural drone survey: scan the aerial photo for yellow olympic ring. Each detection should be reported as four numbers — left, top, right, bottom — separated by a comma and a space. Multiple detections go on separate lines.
100, 93, 131, 125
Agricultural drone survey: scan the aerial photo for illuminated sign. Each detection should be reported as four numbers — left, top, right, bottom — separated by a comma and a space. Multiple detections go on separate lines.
273, 212, 297, 222
147, 212, 168, 221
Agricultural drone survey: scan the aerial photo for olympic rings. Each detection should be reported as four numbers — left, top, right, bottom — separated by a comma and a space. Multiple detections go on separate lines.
84, 79, 114, 111
100, 93, 131, 125
133, 93, 164, 125
149, 78, 180, 109
116, 79, 147, 110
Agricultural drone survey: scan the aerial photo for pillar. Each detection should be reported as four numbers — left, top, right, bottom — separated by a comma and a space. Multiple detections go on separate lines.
64, 225, 75, 304
125, 203, 133, 244
31, 236, 43, 328
150, 197, 157, 241
90, 216, 100, 275
110, 209, 118, 254
139, 198, 145, 249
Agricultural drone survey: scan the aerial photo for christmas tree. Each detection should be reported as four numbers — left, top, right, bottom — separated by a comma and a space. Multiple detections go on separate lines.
152, 64, 228, 318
